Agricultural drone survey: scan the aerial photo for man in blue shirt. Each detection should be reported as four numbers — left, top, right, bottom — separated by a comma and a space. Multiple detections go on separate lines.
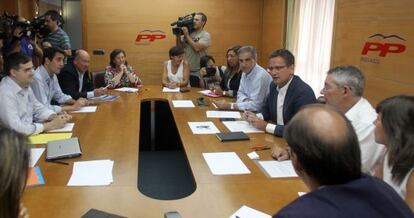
43, 10, 71, 57
214, 46, 272, 111
31, 47, 88, 113
0, 52, 71, 135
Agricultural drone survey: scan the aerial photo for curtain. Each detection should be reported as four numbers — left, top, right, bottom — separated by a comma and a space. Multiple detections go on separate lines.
290, 0, 335, 97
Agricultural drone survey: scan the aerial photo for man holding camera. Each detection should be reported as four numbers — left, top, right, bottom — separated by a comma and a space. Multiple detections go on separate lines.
176, 12, 211, 87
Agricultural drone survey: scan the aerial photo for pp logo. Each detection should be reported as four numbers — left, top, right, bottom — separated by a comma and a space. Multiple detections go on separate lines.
361, 34, 406, 57
135, 30, 166, 43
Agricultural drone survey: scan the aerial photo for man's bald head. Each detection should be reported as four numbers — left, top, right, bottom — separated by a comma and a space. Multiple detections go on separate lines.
285, 104, 361, 186
73, 49, 90, 73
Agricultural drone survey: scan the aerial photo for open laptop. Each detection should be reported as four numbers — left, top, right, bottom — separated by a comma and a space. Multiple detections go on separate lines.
46, 137, 82, 160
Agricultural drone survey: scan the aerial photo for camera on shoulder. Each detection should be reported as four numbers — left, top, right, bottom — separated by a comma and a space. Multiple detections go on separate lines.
170, 13, 195, 36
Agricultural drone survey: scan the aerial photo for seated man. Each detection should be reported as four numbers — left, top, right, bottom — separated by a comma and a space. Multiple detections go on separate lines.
244, 49, 316, 136
273, 65, 385, 175
31, 47, 88, 113
214, 46, 271, 111
0, 52, 71, 135
273, 104, 414, 218
57, 49, 105, 99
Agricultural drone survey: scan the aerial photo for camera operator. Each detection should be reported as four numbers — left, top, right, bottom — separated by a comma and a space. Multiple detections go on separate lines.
176, 12, 211, 87
42, 10, 71, 57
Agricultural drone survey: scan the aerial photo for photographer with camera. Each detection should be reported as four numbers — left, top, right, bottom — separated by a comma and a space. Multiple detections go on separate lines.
198, 55, 223, 88
42, 10, 71, 57
175, 12, 211, 87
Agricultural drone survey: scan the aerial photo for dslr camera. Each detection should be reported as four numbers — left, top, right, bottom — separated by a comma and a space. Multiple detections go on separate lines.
171, 13, 195, 36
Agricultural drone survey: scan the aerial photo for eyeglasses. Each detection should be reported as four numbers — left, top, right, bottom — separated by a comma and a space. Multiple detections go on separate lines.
267, 65, 287, 72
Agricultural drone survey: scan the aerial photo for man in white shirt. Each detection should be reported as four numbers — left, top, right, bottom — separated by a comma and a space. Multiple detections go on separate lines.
0, 52, 71, 135
214, 46, 272, 111
273, 65, 385, 174
31, 47, 88, 113
243, 49, 316, 136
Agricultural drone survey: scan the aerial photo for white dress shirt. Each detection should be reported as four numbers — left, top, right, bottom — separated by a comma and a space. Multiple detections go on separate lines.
0, 77, 55, 135
31, 65, 73, 113
345, 97, 386, 174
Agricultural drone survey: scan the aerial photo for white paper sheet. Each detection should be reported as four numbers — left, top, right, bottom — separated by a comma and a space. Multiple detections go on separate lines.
257, 160, 298, 178
206, 110, 241, 118
114, 87, 139, 93
71, 106, 97, 113
29, 148, 45, 167
188, 122, 220, 134
203, 152, 251, 175
162, 87, 180, 93
222, 121, 264, 133
247, 151, 260, 160
172, 100, 195, 108
67, 160, 114, 186
198, 90, 211, 94
298, 192, 307, 196
229, 205, 271, 218
47, 123, 74, 132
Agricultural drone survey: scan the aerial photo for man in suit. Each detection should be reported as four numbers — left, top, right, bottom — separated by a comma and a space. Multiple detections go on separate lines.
273, 104, 414, 218
57, 49, 105, 99
244, 49, 316, 136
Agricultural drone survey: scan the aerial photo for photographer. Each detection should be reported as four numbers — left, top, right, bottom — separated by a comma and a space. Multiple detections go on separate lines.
42, 10, 71, 57
198, 55, 223, 88
176, 12, 211, 87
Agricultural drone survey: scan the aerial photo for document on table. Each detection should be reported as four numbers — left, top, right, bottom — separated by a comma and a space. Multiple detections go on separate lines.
203, 152, 251, 175
47, 123, 74, 132
172, 100, 195, 108
198, 90, 211, 94
114, 87, 139, 93
222, 121, 264, 133
67, 160, 114, 186
72, 106, 97, 113
29, 133, 72, 144
229, 205, 271, 218
162, 87, 180, 92
30, 148, 45, 167
188, 122, 220, 134
206, 110, 241, 118
257, 160, 298, 178
89, 95, 119, 101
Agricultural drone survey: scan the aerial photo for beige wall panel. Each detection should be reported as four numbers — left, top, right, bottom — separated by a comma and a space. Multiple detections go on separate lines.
261, 0, 285, 66
83, 0, 271, 85
332, 0, 414, 104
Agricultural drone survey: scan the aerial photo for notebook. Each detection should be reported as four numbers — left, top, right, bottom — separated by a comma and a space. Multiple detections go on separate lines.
216, 131, 250, 142
46, 137, 82, 160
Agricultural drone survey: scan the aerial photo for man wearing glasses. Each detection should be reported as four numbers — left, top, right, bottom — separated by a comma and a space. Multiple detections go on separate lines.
244, 49, 316, 137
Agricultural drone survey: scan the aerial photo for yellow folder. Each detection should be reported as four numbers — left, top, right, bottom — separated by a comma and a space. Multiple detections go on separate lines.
29, 133, 73, 144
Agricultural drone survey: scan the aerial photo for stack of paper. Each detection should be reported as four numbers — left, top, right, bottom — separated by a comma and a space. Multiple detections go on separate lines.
114, 87, 139, 93
206, 110, 241, 118
72, 106, 97, 113
188, 122, 220, 134
203, 152, 251, 175
257, 160, 298, 178
172, 100, 195, 108
30, 148, 45, 167
162, 87, 180, 93
67, 160, 114, 186
222, 121, 264, 133
47, 123, 74, 132
229, 205, 271, 218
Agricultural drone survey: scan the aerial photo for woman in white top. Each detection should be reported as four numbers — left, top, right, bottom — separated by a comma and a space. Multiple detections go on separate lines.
162, 46, 189, 88
374, 95, 414, 211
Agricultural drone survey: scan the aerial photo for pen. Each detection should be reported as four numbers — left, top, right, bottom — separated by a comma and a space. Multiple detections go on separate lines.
212, 102, 218, 109
103, 84, 110, 90
255, 147, 271, 151
47, 160, 69, 165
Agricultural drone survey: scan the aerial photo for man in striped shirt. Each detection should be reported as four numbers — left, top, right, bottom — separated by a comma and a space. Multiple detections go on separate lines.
43, 10, 72, 57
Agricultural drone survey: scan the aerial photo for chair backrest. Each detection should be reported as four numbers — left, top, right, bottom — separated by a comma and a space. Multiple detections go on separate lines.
92, 71, 106, 88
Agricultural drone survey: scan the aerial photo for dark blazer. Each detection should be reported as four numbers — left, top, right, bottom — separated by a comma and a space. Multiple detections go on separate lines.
219, 70, 242, 97
273, 175, 414, 218
57, 62, 94, 100
261, 75, 316, 136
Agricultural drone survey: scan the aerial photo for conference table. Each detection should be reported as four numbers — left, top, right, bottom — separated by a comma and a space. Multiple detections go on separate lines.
23, 85, 307, 218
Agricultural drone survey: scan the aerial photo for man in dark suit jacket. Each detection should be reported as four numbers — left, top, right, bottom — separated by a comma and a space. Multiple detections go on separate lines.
273, 105, 414, 218
57, 49, 105, 100
244, 49, 316, 137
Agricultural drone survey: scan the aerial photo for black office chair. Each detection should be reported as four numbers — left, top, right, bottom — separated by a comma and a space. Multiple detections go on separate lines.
92, 71, 106, 88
